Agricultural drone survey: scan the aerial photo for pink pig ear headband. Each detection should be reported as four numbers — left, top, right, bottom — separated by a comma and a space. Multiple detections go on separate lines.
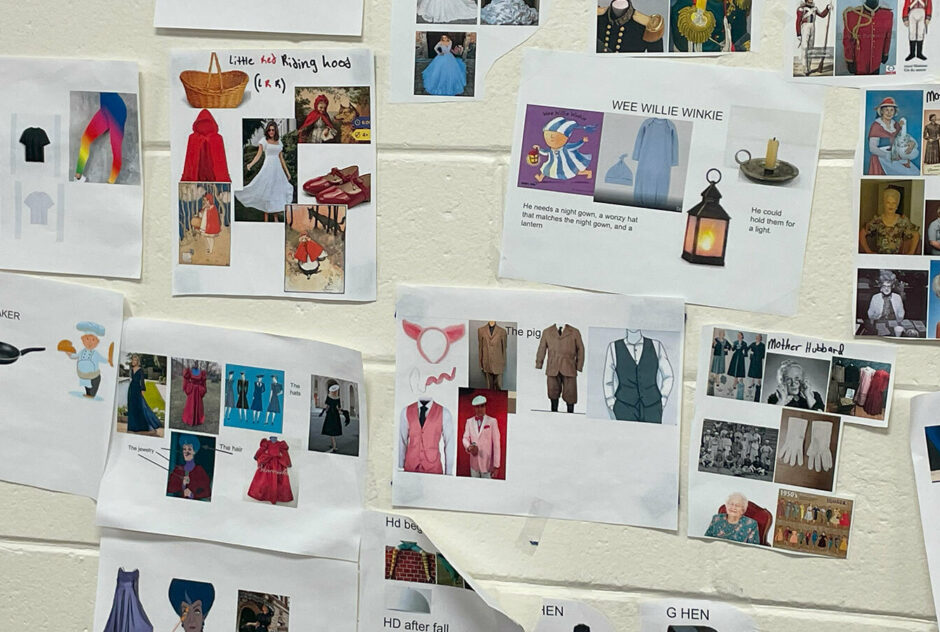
402, 320, 466, 364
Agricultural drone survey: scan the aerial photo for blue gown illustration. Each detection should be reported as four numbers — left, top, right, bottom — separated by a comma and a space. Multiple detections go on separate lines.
126, 369, 161, 432
422, 39, 467, 97
102, 568, 153, 632
267, 380, 282, 414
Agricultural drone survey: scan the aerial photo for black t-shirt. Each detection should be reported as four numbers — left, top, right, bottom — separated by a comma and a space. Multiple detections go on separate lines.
19, 127, 50, 162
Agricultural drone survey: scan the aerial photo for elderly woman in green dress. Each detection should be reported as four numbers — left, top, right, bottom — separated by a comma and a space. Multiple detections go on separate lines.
859, 186, 921, 255
704, 491, 760, 544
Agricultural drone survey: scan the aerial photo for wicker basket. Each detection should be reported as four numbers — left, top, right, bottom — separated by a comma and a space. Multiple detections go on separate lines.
180, 52, 249, 109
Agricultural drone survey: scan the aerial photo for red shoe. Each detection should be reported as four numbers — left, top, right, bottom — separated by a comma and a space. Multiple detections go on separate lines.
302, 166, 359, 197
316, 174, 371, 209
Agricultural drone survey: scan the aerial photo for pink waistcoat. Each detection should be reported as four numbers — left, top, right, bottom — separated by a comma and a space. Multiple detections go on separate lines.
404, 402, 444, 474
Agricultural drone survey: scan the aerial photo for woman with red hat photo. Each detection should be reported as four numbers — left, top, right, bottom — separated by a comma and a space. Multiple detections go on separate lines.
866, 95, 921, 176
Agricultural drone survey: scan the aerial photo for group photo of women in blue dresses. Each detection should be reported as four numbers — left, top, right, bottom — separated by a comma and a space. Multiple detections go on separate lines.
707, 328, 766, 402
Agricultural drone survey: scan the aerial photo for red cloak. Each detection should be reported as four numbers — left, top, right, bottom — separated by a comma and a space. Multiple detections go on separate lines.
181, 109, 231, 182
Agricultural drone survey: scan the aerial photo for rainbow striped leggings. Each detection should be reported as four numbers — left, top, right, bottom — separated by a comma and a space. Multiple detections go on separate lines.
75, 92, 127, 184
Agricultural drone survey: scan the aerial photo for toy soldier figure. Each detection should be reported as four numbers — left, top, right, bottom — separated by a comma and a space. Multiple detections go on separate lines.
903, 0, 931, 60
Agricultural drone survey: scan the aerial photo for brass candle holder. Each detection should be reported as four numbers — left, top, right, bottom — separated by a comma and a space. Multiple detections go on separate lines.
734, 149, 799, 185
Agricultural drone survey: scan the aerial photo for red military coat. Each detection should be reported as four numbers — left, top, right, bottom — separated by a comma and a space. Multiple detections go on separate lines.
842, 5, 894, 75
903, 0, 932, 19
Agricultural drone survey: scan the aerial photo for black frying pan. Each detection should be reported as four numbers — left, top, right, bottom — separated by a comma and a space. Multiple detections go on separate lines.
0, 341, 45, 365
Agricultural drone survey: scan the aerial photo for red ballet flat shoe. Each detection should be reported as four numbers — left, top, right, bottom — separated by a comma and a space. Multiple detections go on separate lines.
316, 174, 371, 209
302, 165, 359, 197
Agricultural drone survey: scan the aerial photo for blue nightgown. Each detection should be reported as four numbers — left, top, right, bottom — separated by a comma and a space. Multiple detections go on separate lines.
632, 118, 679, 210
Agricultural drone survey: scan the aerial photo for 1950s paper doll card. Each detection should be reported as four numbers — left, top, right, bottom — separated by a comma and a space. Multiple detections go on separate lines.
155, 0, 363, 36
392, 285, 684, 530
388, 0, 548, 101
500, 50, 825, 315
93, 529, 357, 632
687, 326, 888, 558
0, 272, 124, 497
96, 318, 367, 560
360, 512, 523, 632
785, 0, 940, 84
170, 50, 376, 301
0, 57, 143, 278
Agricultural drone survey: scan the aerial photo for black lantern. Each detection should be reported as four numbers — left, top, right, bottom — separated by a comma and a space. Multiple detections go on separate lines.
681, 169, 730, 266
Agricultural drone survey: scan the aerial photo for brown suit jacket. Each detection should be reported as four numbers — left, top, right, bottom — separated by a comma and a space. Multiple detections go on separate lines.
535, 325, 584, 377
478, 324, 507, 374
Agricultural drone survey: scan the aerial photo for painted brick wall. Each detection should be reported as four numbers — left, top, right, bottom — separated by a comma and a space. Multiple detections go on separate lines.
386, 546, 437, 584
1, 0, 938, 631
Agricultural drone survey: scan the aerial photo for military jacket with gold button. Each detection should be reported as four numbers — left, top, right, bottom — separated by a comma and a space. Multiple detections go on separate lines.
596, 4, 665, 53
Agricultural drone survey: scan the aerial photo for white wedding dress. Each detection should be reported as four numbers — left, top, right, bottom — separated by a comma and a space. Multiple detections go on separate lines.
417, 0, 478, 22
235, 141, 293, 214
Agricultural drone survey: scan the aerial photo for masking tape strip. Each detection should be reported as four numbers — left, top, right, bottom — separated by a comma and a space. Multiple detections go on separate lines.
516, 498, 553, 554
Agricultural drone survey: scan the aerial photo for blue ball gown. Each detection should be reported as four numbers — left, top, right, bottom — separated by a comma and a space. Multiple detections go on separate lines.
422, 41, 467, 96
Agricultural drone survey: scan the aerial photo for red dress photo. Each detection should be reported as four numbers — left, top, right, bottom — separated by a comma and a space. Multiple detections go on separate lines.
247, 438, 293, 504
182, 368, 207, 426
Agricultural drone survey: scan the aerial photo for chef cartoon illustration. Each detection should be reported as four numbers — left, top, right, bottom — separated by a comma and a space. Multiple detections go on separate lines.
58, 321, 114, 398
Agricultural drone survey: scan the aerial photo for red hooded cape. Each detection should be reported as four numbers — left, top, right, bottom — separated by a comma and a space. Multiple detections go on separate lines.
181, 109, 231, 182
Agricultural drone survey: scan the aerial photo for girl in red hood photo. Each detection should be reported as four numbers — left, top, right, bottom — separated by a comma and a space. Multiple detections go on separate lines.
298, 95, 337, 143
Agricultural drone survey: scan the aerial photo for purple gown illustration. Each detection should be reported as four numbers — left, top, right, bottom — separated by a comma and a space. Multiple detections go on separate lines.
102, 568, 153, 632
421, 39, 467, 96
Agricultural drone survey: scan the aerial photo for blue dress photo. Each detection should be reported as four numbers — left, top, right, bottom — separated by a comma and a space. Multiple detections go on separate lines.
421, 39, 467, 96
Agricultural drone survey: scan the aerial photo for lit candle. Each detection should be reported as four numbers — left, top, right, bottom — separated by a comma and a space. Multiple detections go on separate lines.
696, 0, 707, 10
765, 137, 779, 171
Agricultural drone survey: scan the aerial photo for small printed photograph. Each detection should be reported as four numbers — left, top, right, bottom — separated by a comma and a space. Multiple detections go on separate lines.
533, 323, 585, 414
926, 200, 940, 255
517, 104, 604, 196
762, 352, 830, 411
863, 90, 923, 175
697, 419, 777, 482
116, 352, 167, 437
929, 260, 940, 338
456, 388, 508, 480
724, 106, 823, 191
483, 0, 539, 24
69, 91, 141, 185
417, 0, 479, 24
835, 1, 898, 77
596, 0, 666, 52
385, 586, 432, 614
702, 490, 772, 546
826, 357, 893, 421
295, 86, 371, 144
468, 320, 518, 391
308, 375, 361, 456
166, 431, 215, 502
669, 0, 752, 52
924, 110, 940, 175
593, 112, 692, 212
386, 542, 437, 583
774, 410, 841, 492
855, 268, 929, 337
398, 398, 456, 476
857, 179, 924, 255
793, 0, 835, 76
585, 327, 680, 425
234, 118, 298, 222
223, 364, 286, 433
925, 425, 940, 482
706, 328, 766, 403
435, 554, 467, 588
178, 182, 231, 266
414, 31, 477, 98
246, 435, 296, 507
236, 590, 290, 632
299, 161, 371, 209
284, 204, 347, 294
772, 489, 852, 558
168, 579, 215, 631
180, 109, 232, 183
169, 357, 222, 435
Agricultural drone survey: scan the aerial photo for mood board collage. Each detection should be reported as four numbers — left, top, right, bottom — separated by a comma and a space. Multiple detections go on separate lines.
2, 0, 940, 630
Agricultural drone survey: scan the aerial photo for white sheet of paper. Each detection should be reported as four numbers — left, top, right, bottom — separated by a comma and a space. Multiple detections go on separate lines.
0, 57, 143, 278
96, 318, 367, 561
155, 0, 363, 36
910, 393, 940, 623
93, 529, 358, 632
360, 511, 522, 631
169, 49, 376, 301
688, 326, 875, 557
784, 0, 939, 84
592, 0, 761, 55
853, 86, 940, 340
499, 49, 826, 315
639, 599, 755, 631
534, 600, 615, 632
0, 272, 123, 497
388, 0, 548, 102
392, 285, 685, 530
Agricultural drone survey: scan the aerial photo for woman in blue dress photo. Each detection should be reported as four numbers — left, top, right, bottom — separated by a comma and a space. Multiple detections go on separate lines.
421, 35, 467, 96
125, 354, 162, 435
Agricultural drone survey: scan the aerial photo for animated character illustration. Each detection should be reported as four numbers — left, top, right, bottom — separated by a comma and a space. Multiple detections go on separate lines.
168, 578, 214, 632
166, 434, 212, 500
58, 321, 113, 398
531, 117, 595, 183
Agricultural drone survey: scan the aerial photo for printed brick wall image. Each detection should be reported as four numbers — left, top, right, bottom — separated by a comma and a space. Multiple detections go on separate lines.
385, 544, 436, 584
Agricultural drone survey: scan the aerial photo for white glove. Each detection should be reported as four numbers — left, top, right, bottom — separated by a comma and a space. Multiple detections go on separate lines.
779, 417, 807, 467
806, 420, 833, 472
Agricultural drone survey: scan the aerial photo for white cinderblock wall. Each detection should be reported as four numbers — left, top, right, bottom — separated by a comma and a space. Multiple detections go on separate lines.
2, 1, 937, 630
